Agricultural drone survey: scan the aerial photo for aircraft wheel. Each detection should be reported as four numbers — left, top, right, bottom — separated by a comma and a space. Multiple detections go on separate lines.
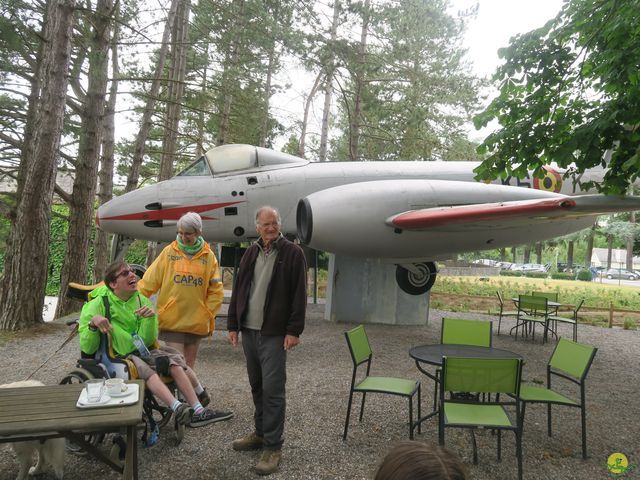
395, 262, 437, 295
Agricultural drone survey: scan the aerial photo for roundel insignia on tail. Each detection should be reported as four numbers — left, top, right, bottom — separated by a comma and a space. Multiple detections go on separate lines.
533, 166, 562, 193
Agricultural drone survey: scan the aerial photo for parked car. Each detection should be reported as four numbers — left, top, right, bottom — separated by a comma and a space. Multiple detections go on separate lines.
511, 263, 549, 273
603, 268, 639, 280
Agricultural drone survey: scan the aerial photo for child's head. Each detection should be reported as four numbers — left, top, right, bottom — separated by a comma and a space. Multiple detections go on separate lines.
374, 441, 467, 480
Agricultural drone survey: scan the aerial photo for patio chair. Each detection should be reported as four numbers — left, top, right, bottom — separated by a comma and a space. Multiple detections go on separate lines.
439, 356, 523, 480
343, 325, 421, 440
546, 299, 583, 342
434, 318, 493, 409
519, 338, 597, 459
514, 295, 550, 343
496, 291, 518, 335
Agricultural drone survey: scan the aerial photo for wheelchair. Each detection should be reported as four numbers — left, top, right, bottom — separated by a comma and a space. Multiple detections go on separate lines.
59, 271, 186, 460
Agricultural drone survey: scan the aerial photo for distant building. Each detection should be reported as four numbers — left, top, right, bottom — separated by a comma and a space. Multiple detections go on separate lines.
0, 170, 75, 203
591, 247, 640, 269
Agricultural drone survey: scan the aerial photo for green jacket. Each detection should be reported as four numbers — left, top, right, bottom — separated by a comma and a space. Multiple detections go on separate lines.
79, 285, 158, 356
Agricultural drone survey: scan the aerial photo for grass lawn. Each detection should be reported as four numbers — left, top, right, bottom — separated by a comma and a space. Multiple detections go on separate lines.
431, 275, 640, 328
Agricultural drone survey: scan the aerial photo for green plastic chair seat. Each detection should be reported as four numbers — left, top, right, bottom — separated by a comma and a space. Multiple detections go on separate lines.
444, 402, 513, 428
518, 314, 547, 324
355, 376, 418, 396
546, 315, 576, 324
519, 385, 577, 405
343, 325, 421, 441
519, 338, 597, 460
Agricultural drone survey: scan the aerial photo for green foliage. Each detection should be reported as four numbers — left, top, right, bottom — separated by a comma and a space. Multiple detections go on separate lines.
576, 269, 594, 282
474, 0, 640, 194
623, 318, 637, 330
551, 272, 575, 280
500, 270, 523, 277
331, 0, 481, 161
524, 272, 549, 279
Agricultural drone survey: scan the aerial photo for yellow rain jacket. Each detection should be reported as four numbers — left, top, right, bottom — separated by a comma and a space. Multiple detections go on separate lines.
138, 241, 224, 336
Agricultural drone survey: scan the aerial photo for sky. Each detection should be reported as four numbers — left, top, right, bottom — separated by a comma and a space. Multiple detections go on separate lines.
451, 0, 565, 78
273, 0, 567, 149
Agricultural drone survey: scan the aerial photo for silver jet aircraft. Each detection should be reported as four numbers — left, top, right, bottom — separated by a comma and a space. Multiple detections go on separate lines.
97, 144, 640, 294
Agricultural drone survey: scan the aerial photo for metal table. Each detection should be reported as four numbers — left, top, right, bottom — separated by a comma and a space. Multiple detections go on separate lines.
409, 344, 523, 427
0, 380, 144, 479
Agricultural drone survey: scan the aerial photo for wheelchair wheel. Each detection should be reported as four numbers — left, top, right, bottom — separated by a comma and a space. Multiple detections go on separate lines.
59, 369, 105, 454
153, 403, 173, 428
109, 436, 126, 466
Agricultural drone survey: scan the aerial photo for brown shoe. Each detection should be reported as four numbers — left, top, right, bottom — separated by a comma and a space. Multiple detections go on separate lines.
232, 432, 263, 451
255, 449, 281, 476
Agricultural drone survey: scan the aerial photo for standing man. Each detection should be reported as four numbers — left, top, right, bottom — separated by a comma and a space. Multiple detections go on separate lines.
228, 206, 307, 476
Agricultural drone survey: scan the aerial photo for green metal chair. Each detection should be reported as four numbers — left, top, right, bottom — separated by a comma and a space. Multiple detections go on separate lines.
496, 291, 518, 335
433, 318, 493, 409
546, 299, 583, 342
441, 317, 493, 347
439, 356, 523, 480
519, 338, 597, 459
343, 325, 421, 440
514, 294, 550, 343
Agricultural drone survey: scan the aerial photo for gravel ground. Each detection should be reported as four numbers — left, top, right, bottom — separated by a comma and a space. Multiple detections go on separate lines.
1, 304, 639, 480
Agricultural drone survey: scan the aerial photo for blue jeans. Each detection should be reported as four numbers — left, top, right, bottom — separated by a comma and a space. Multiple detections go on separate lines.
241, 329, 287, 449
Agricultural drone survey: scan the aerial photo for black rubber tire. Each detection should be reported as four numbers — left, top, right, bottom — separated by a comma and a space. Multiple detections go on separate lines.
395, 262, 437, 295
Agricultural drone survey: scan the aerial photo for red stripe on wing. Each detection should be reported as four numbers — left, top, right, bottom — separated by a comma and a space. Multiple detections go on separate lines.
100, 201, 244, 222
391, 198, 576, 229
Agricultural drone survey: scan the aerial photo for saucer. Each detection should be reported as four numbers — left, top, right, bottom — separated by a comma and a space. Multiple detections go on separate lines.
109, 386, 132, 398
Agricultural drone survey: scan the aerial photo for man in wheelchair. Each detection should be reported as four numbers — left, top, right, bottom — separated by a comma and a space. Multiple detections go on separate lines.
79, 261, 219, 429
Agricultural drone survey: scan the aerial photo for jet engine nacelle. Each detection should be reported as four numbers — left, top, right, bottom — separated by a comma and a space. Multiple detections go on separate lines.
296, 179, 562, 260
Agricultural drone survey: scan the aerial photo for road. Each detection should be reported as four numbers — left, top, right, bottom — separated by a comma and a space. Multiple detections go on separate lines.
595, 277, 640, 288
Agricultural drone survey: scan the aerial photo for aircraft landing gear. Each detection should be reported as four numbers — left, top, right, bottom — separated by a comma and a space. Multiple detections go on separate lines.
395, 262, 437, 295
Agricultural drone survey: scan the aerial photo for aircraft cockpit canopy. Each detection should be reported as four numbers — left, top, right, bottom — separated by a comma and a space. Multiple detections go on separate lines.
176, 144, 308, 178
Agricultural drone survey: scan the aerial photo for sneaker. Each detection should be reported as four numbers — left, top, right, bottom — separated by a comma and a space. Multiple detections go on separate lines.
174, 402, 192, 426
197, 388, 211, 407
255, 449, 282, 476
232, 432, 263, 451
190, 408, 234, 427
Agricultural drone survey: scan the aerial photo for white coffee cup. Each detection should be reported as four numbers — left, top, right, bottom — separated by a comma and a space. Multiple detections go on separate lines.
105, 378, 127, 395
85, 379, 105, 402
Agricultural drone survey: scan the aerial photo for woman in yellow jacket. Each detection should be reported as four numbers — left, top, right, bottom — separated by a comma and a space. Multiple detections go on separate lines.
138, 212, 224, 368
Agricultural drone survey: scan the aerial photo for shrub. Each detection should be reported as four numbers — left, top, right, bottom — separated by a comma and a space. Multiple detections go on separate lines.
576, 270, 593, 282
524, 272, 548, 279
500, 271, 522, 277
623, 318, 637, 330
551, 272, 575, 280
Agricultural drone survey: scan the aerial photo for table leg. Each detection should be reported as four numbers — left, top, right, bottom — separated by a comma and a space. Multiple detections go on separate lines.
124, 424, 137, 480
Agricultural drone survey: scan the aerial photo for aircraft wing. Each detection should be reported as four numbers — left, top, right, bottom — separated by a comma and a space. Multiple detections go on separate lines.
387, 195, 640, 231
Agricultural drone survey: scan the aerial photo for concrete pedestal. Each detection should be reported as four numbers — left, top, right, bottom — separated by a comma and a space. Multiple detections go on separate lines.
324, 254, 430, 325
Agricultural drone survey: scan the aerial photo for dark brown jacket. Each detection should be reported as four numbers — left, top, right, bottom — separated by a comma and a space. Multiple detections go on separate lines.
227, 236, 307, 336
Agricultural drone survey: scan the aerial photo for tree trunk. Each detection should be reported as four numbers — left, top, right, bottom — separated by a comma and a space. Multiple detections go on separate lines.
0, 0, 75, 331
606, 235, 613, 269
125, 0, 178, 193
217, 0, 244, 146
535, 242, 542, 264
319, 0, 340, 162
93, 9, 120, 282
499, 248, 506, 262
159, 0, 190, 181
511, 247, 517, 263
523, 245, 531, 263
585, 224, 596, 267
567, 240, 574, 267
349, 0, 370, 161
298, 72, 322, 158
626, 211, 636, 270
259, 22, 276, 148
56, 0, 113, 318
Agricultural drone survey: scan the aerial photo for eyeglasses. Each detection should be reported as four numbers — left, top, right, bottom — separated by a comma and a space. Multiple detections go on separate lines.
258, 222, 280, 229
115, 268, 135, 279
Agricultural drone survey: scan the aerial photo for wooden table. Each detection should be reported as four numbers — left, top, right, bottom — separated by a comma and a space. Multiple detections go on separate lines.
0, 380, 144, 479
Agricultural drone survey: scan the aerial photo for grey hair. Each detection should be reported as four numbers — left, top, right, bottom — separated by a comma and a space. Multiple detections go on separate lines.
255, 206, 281, 225
177, 211, 203, 233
